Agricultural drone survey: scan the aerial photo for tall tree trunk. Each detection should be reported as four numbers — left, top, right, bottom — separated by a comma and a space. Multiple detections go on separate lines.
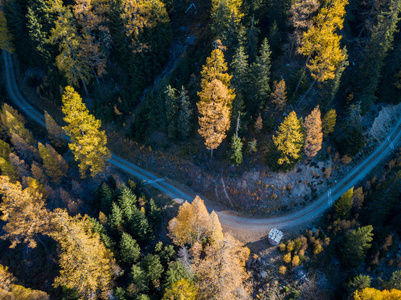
295, 55, 311, 94
81, 78, 89, 98
297, 79, 317, 107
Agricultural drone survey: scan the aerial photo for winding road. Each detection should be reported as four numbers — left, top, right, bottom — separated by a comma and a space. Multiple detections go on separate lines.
3, 51, 401, 242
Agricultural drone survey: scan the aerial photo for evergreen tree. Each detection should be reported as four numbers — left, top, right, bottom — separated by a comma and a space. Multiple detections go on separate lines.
333, 188, 354, 219
272, 111, 305, 170
322, 109, 337, 136
230, 45, 249, 124
357, 0, 401, 112
141, 254, 164, 287
249, 38, 271, 118
130, 264, 148, 293
348, 274, 371, 292
62, 86, 111, 178
246, 16, 260, 63
165, 85, 178, 139
229, 134, 243, 166
100, 183, 113, 215
147, 198, 162, 226
177, 86, 192, 140
211, 0, 243, 39
130, 207, 151, 242
270, 79, 287, 111
163, 261, 193, 290
3, 0, 30, 65
119, 232, 140, 265
118, 185, 137, 224
26, 6, 50, 65
110, 202, 123, 231
340, 225, 374, 268
304, 106, 323, 159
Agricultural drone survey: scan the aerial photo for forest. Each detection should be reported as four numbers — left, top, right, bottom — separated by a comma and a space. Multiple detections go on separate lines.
0, 0, 401, 299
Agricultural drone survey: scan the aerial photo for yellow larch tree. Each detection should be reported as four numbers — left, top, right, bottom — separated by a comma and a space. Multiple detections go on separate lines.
168, 196, 212, 246
50, 209, 115, 300
62, 86, 110, 178
0, 176, 51, 248
191, 233, 251, 300
197, 79, 233, 158
297, 0, 348, 95
304, 105, 323, 159
354, 287, 401, 299
38, 142, 67, 183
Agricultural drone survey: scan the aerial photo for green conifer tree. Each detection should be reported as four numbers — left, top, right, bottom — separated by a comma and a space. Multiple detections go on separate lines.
119, 232, 140, 265
229, 135, 243, 166
249, 38, 271, 117
110, 202, 123, 231
177, 86, 192, 140
340, 225, 373, 268
165, 85, 178, 139
333, 187, 354, 219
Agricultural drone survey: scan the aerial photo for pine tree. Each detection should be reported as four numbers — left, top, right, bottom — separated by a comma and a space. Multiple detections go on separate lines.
118, 185, 137, 224
130, 207, 151, 242
270, 79, 287, 111
141, 254, 164, 287
165, 85, 178, 139
130, 264, 148, 293
162, 278, 198, 300
197, 79, 233, 158
273, 111, 305, 170
51, 209, 114, 299
322, 109, 337, 136
340, 225, 374, 268
119, 232, 140, 265
177, 86, 192, 140
44, 111, 65, 148
249, 38, 271, 117
304, 106, 323, 159
229, 135, 243, 166
230, 45, 248, 124
246, 16, 260, 63
110, 202, 123, 231
211, 0, 243, 38
163, 261, 193, 290
357, 0, 401, 112
334, 188, 354, 219
10, 133, 39, 164
62, 86, 111, 178
26, 6, 50, 65
0, 176, 50, 248
348, 274, 371, 292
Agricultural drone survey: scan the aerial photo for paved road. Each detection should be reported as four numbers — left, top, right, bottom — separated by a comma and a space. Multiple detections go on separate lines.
3, 51, 401, 242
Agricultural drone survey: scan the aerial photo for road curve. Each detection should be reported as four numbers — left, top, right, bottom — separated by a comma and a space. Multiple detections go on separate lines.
3, 51, 401, 242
